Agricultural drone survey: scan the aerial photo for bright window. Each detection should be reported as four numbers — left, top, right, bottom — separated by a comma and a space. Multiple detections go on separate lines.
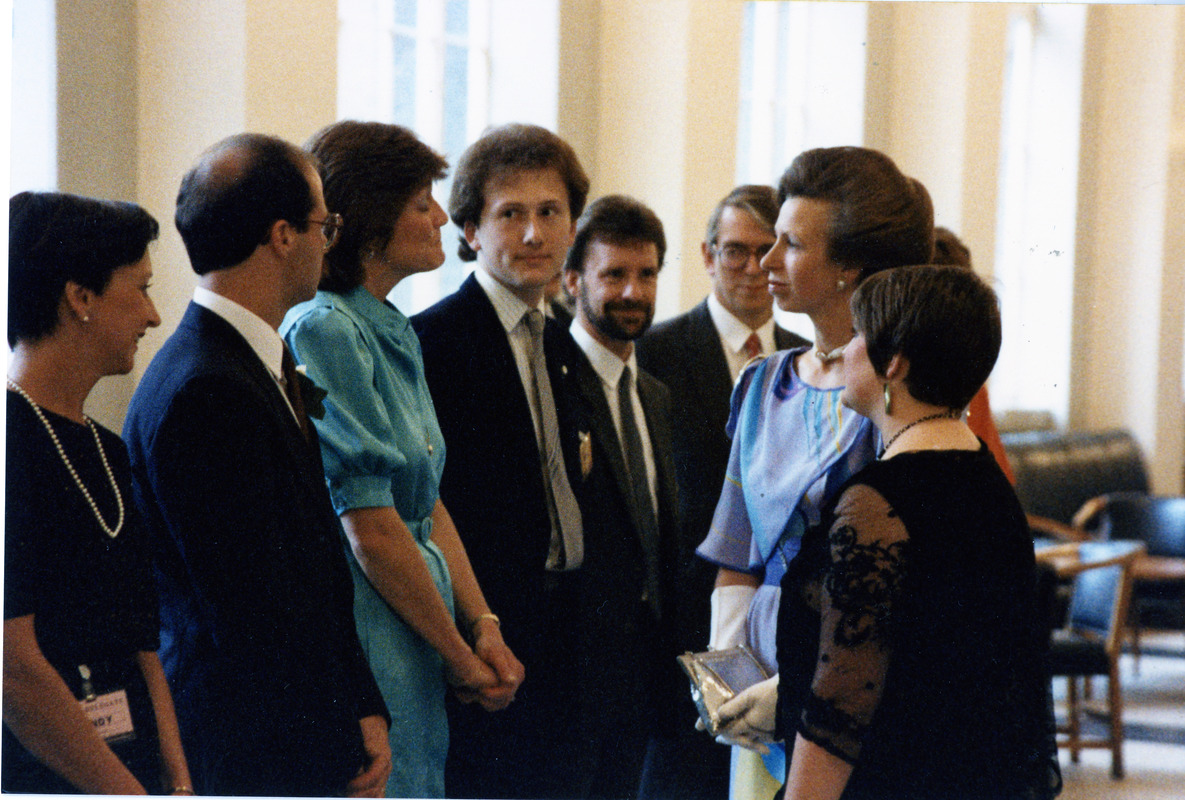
736, 0, 867, 339
991, 4, 1086, 423
337, 0, 491, 313
736, 1, 867, 188
10, 0, 57, 193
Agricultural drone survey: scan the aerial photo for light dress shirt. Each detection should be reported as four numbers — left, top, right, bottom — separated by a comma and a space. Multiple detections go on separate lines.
568, 322, 658, 516
474, 267, 579, 570
192, 286, 299, 423
473, 268, 548, 451
707, 292, 777, 383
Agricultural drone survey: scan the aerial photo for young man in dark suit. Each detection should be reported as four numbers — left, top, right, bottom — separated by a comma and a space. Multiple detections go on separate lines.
123, 133, 390, 797
411, 123, 599, 799
634, 185, 809, 800
560, 195, 682, 799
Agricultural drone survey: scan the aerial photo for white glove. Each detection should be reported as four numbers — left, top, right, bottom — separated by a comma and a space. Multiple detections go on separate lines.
708, 584, 756, 650
715, 674, 779, 754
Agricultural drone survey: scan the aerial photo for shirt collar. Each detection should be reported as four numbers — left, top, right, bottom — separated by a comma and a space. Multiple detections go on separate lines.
339, 285, 409, 331
193, 286, 286, 380
569, 319, 635, 390
474, 267, 543, 333
707, 292, 776, 355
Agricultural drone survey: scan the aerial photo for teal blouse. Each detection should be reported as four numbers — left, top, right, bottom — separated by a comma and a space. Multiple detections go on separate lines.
281, 285, 453, 798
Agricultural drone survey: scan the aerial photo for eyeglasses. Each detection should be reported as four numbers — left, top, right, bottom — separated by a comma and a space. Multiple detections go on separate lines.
309, 213, 344, 252
714, 242, 772, 270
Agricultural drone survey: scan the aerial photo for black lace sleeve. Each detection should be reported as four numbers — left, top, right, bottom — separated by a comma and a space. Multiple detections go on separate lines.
797, 482, 909, 764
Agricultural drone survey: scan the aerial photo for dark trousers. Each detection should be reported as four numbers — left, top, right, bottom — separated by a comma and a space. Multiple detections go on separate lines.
638, 721, 731, 800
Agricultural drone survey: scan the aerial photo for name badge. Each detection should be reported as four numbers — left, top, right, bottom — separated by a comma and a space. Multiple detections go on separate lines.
81, 690, 135, 743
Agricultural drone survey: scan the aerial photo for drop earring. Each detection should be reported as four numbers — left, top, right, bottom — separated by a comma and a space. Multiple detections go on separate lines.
883, 383, 892, 415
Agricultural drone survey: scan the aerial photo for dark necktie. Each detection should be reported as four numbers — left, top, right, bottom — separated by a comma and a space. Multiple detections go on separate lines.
618, 365, 661, 617
744, 332, 763, 361
280, 345, 312, 441
524, 310, 584, 569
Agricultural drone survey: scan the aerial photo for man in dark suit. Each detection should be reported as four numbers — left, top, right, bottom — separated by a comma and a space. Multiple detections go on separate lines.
123, 133, 390, 797
411, 123, 601, 799
560, 195, 682, 799
634, 185, 808, 799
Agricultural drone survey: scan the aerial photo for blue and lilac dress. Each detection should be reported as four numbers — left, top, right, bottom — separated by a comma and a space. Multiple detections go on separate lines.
696, 347, 878, 773
282, 286, 452, 798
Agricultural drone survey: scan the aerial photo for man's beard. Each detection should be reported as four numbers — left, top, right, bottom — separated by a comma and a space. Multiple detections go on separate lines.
584, 291, 653, 342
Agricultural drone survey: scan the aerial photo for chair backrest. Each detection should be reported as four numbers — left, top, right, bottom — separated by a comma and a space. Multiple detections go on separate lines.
1003, 430, 1149, 524
1065, 543, 1141, 656
1094, 492, 1185, 558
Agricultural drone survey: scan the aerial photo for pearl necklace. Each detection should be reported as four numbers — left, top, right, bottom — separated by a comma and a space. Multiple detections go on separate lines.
815, 344, 845, 363
880, 411, 960, 456
7, 379, 125, 538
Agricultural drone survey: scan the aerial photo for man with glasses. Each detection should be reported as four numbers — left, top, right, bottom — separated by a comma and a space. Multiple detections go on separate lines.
634, 185, 807, 800
124, 133, 391, 797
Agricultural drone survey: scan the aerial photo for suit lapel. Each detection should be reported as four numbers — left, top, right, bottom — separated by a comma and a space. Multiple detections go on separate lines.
186, 304, 324, 475
774, 325, 810, 351
459, 275, 540, 444
638, 372, 678, 529
688, 301, 735, 409
571, 351, 636, 518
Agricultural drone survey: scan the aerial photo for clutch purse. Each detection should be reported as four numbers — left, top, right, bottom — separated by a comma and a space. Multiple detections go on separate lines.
677, 645, 770, 736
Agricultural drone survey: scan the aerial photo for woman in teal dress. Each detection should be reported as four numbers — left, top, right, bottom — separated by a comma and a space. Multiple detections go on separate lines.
281, 121, 524, 798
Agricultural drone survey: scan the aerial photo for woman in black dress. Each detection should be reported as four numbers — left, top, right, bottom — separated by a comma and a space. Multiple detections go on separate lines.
776, 265, 1061, 799
3, 192, 192, 794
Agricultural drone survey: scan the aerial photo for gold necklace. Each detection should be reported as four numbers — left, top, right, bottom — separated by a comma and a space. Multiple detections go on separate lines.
7, 379, 125, 538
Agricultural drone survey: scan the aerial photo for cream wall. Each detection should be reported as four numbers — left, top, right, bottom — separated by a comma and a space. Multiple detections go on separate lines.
583, 0, 747, 318
866, 2, 1009, 281
97, 0, 336, 431
55, 0, 139, 427
1071, 5, 1184, 495
43, 1, 1185, 494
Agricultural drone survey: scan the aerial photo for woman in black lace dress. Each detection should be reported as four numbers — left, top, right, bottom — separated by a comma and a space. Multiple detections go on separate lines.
775, 265, 1061, 799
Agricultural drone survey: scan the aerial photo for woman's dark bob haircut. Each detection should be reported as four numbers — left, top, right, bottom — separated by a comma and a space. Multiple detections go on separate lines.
778, 146, 934, 283
851, 264, 1002, 411
8, 191, 159, 347
306, 120, 448, 293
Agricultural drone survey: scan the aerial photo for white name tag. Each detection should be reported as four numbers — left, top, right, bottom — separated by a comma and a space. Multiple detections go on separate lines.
81, 689, 135, 742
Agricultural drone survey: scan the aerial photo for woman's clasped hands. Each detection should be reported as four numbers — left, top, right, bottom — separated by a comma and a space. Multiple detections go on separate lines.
448, 618, 524, 711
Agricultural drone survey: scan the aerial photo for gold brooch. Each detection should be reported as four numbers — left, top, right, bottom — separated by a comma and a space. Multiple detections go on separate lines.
579, 431, 593, 478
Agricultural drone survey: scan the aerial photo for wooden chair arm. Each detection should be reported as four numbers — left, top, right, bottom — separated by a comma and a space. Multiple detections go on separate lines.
1034, 540, 1145, 579
1070, 495, 1110, 530
1027, 514, 1091, 542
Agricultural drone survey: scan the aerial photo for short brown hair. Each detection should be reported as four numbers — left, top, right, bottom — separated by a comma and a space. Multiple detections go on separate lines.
851, 264, 1001, 410
305, 120, 448, 293
564, 195, 666, 275
777, 147, 934, 282
448, 123, 589, 262
704, 184, 778, 246
931, 226, 972, 269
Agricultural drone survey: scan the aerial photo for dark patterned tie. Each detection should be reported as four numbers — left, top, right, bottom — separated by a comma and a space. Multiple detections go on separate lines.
280, 344, 312, 441
524, 310, 584, 569
618, 365, 661, 617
